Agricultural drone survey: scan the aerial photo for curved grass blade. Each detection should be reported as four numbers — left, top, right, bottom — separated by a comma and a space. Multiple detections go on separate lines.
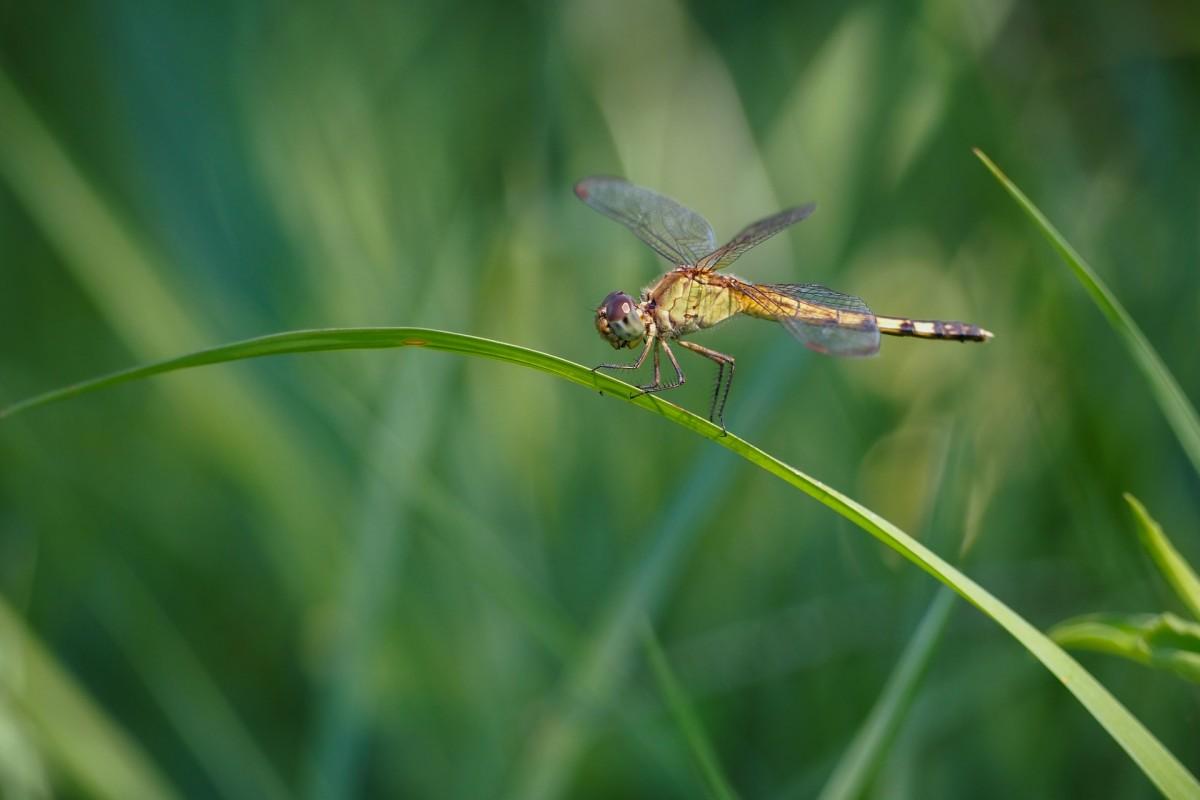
640, 620, 739, 800
1050, 613, 1200, 685
973, 148, 1200, 479
0, 328, 630, 422
2, 326, 1198, 798
1125, 494, 1200, 621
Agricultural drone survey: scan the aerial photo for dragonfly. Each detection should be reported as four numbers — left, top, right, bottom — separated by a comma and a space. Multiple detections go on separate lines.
576, 176, 993, 430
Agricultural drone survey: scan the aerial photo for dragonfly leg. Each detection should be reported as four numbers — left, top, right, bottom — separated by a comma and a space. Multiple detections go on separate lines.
677, 340, 736, 432
658, 338, 686, 390
630, 338, 686, 399
636, 339, 663, 391
591, 334, 655, 376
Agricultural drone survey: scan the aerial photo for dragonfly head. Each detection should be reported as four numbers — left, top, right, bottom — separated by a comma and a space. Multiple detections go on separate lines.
595, 291, 646, 349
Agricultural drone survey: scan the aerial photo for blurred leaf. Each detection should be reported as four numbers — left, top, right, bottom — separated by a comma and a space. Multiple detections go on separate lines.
818, 587, 956, 800
3, 326, 1199, 797
0, 599, 179, 800
973, 148, 1200, 479
308, 329, 458, 799
1050, 613, 1200, 685
640, 620, 738, 800
819, 423, 961, 799
89, 570, 290, 800
411, 475, 578, 660
509, 344, 804, 800
0, 66, 344, 599
0, 696, 50, 798
1124, 494, 1200, 621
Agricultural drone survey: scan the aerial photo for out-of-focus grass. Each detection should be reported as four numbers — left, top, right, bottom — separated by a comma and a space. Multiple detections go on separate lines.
640, 620, 738, 800
1124, 494, 1200, 620
4, 326, 1198, 796
1050, 495, 1200, 684
817, 587, 957, 800
0, 600, 179, 800
0, 69, 345, 603
1050, 613, 1200, 685
817, 428, 959, 800
975, 149, 1200, 480
981, 144, 1200, 700
88, 567, 290, 800
3, 1, 1200, 797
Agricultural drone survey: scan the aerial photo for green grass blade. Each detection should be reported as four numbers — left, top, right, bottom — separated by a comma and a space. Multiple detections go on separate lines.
640, 620, 739, 800
3, 327, 1198, 798
0, 599, 180, 800
817, 587, 957, 800
1050, 613, 1200, 684
973, 148, 1200, 478
1124, 494, 1200, 621
0, 328, 618, 422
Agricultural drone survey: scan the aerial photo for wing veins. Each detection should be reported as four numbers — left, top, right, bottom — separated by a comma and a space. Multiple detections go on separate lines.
697, 203, 816, 272
575, 177, 717, 266
588, 197, 690, 264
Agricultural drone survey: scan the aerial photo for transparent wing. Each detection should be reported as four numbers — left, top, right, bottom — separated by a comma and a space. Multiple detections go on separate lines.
695, 203, 816, 272
740, 282, 880, 357
575, 177, 718, 266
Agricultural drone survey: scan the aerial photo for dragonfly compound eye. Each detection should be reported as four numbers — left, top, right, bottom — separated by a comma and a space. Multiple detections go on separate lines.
596, 291, 645, 349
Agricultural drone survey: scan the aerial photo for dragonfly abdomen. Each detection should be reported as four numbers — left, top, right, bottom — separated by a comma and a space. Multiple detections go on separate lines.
876, 316, 993, 342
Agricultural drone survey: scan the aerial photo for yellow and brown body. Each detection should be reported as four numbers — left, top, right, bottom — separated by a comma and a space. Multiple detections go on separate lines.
644, 268, 743, 338
640, 267, 992, 343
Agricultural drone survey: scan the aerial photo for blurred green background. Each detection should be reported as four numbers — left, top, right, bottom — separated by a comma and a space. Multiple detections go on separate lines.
2, 0, 1198, 797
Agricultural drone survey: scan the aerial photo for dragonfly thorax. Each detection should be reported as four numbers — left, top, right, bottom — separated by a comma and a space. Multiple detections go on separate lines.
595, 290, 649, 350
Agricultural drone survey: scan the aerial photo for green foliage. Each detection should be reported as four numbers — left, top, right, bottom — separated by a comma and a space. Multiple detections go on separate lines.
0, 600, 179, 800
4, 329, 1198, 797
1125, 494, 1200, 620
1050, 613, 1200, 685
640, 621, 738, 800
3, 4, 1200, 798
974, 149, 1200, 479
1050, 495, 1200, 690
817, 588, 957, 800
980, 145, 1200, 705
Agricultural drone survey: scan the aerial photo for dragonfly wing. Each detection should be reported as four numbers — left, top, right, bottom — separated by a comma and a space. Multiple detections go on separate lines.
744, 282, 880, 357
695, 203, 816, 272
575, 177, 717, 265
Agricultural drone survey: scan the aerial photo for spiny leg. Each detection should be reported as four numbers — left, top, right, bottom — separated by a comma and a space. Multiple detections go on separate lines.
631, 338, 686, 399
639, 338, 662, 392
677, 340, 736, 431
591, 333, 655, 375
708, 360, 726, 423
716, 359, 735, 430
